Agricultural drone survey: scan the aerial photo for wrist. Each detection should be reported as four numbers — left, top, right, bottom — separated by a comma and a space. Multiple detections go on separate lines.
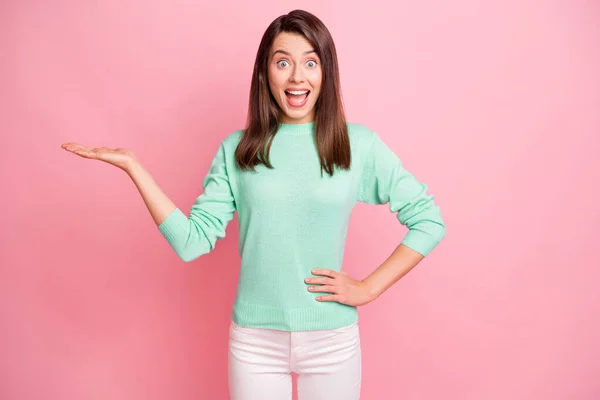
125, 159, 143, 176
361, 279, 379, 302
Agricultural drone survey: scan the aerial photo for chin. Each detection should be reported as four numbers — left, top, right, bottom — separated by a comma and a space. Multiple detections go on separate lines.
280, 105, 316, 123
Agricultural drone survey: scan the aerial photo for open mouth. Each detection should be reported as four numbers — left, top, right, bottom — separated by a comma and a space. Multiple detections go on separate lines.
285, 89, 310, 108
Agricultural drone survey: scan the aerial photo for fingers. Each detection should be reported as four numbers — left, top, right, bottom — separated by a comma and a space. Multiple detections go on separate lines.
316, 294, 341, 302
61, 143, 86, 152
311, 268, 338, 278
308, 284, 338, 294
305, 276, 335, 285
61, 143, 99, 159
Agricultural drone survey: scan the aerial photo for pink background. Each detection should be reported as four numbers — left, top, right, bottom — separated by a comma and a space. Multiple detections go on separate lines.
1, 1, 599, 399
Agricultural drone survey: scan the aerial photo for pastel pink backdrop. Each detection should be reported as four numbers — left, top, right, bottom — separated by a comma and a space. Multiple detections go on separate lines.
1, 1, 599, 399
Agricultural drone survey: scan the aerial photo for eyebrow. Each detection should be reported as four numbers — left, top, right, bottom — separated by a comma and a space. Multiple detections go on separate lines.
272, 49, 317, 57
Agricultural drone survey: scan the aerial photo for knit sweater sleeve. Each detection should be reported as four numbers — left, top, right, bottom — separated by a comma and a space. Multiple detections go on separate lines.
358, 131, 446, 256
157, 141, 237, 262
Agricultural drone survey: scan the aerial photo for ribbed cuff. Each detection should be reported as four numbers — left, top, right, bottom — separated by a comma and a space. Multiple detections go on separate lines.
157, 208, 188, 245
401, 227, 446, 257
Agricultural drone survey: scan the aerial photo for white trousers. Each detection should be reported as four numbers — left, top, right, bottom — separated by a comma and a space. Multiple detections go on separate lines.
228, 319, 362, 400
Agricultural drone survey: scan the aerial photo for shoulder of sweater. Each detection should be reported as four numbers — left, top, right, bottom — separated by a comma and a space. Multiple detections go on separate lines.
220, 129, 244, 148
346, 122, 371, 135
346, 122, 378, 151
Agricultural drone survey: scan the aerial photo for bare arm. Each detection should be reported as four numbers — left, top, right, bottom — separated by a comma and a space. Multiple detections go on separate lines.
126, 161, 176, 226
361, 243, 424, 300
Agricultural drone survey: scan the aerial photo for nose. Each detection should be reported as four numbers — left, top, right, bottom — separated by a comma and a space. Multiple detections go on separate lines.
289, 64, 305, 83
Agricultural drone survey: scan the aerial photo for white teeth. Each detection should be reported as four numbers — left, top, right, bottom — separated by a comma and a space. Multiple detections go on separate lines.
286, 90, 309, 95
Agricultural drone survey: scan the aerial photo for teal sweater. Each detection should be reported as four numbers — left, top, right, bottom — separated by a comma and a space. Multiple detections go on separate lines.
158, 122, 446, 331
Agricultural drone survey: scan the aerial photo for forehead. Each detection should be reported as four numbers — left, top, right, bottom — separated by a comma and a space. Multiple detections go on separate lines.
271, 32, 315, 55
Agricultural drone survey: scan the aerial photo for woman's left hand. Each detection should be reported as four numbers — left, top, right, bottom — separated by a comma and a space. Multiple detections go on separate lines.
305, 269, 375, 307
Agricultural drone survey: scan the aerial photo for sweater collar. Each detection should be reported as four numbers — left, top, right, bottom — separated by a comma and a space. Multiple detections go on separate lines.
277, 121, 314, 136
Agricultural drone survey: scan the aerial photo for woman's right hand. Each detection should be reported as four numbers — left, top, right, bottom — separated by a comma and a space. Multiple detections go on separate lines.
60, 143, 139, 173
61, 141, 178, 228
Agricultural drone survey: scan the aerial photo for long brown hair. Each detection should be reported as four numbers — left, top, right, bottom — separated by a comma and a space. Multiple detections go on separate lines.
235, 9, 350, 177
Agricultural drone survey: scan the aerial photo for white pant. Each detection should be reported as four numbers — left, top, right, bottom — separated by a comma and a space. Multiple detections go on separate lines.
228, 319, 362, 400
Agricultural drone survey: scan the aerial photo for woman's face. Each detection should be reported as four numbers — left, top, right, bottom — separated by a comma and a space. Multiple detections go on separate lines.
268, 32, 322, 124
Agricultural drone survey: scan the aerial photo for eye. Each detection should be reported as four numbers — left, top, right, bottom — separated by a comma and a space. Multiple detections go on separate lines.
306, 60, 318, 68
277, 60, 290, 68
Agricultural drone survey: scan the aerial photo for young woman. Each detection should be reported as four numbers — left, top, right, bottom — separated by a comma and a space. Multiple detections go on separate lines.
61, 9, 446, 400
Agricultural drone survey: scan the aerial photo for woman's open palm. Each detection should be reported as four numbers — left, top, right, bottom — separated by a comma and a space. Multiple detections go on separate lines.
61, 143, 138, 172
